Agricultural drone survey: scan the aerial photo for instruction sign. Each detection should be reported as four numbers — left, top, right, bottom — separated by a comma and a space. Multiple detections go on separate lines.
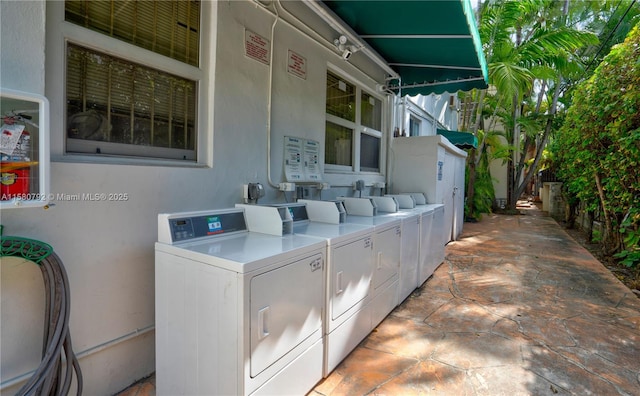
284, 136, 322, 182
284, 136, 303, 181
304, 139, 321, 181
287, 50, 307, 79
245, 30, 270, 65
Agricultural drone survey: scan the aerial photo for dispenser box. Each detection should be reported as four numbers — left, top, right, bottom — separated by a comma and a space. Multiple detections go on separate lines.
1, 88, 50, 209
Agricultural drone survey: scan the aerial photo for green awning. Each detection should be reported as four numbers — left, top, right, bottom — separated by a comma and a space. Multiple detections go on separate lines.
322, 0, 488, 96
437, 129, 478, 149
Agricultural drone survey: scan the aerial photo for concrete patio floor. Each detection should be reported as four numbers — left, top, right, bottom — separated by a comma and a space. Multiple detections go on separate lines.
117, 204, 640, 396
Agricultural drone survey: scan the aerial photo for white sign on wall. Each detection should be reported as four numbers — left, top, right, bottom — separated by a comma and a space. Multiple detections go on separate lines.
304, 139, 321, 181
284, 136, 303, 181
287, 50, 307, 79
245, 29, 270, 65
284, 136, 322, 182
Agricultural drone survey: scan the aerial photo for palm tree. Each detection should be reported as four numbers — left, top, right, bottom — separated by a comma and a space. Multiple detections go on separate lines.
476, 0, 598, 211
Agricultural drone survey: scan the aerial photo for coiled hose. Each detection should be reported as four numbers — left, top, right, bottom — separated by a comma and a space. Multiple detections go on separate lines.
1, 228, 83, 395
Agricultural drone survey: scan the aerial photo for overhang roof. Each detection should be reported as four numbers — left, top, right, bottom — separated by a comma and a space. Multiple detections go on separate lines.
321, 0, 489, 96
437, 129, 478, 149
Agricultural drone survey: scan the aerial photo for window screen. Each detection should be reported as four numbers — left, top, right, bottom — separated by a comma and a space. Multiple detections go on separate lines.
325, 121, 352, 167
66, 43, 196, 159
361, 92, 382, 130
326, 72, 355, 122
360, 133, 380, 172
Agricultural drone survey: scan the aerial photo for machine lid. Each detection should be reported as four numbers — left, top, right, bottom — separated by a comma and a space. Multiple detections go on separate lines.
155, 232, 326, 273
293, 221, 372, 243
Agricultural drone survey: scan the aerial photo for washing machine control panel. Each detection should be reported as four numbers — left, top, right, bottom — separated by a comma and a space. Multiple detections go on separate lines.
165, 210, 247, 243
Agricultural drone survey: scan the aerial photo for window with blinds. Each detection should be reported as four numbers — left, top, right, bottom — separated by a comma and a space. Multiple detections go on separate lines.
66, 44, 196, 159
63, 0, 200, 160
65, 0, 200, 67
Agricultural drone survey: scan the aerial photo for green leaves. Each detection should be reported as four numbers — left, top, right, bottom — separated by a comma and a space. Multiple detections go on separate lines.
552, 23, 640, 266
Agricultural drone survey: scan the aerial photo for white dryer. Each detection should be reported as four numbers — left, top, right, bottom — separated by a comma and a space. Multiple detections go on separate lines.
367, 195, 421, 305
285, 200, 375, 375
340, 197, 402, 327
155, 208, 326, 396
388, 194, 445, 286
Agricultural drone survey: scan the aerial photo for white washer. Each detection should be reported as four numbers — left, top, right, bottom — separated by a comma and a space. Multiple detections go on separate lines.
283, 200, 375, 375
340, 197, 402, 327
155, 208, 326, 396
387, 194, 445, 287
369, 197, 421, 305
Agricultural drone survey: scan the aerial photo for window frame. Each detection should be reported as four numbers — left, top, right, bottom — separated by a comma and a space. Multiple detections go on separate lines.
324, 66, 385, 174
409, 115, 421, 136
46, 1, 214, 166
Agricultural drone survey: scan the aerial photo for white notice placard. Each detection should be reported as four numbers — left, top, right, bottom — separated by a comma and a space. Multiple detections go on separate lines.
245, 30, 270, 65
284, 136, 303, 181
304, 139, 321, 181
287, 50, 307, 79
284, 136, 323, 182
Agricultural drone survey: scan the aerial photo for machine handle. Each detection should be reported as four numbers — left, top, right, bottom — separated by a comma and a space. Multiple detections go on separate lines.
336, 271, 344, 295
258, 306, 270, 339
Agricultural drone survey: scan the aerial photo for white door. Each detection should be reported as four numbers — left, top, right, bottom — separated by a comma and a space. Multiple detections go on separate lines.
372, 225, 401, 290
250, 253, 324, 377
330, 236, 373, 321
443, 151, 456, 243
453, 155, 466, 240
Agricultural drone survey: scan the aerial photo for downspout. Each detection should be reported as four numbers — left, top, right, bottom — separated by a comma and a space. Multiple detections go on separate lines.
255, 0, 397, 189
266, 4, 280, 189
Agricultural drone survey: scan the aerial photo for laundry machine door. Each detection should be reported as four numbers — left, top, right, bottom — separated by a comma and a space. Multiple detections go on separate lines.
330, 236, 373, 321
373, 225, 401, 290
250, 253, 324, 377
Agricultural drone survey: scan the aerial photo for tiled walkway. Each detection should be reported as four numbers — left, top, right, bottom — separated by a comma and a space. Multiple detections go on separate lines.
118, 205, 640, 395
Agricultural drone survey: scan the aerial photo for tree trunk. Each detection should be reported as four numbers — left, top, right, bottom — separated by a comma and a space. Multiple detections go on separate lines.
514, 77, 562, 202
594, 171, 619, 254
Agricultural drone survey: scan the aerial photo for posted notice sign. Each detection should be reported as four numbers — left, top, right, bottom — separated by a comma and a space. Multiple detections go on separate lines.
245, 30, 270, 65
287, 50, 307, 79
284, 136, 322, 182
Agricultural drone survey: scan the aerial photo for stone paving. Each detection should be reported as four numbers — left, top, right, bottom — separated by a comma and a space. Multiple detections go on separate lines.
310, 206, 640, 396
118, 205, 640, 396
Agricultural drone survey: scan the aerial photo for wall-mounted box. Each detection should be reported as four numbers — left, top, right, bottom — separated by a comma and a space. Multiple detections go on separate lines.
1, 88, 50, 209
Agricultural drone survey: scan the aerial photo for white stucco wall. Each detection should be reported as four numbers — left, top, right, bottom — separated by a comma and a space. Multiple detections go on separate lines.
402, 93, 458, 137
0, 1, 391, 394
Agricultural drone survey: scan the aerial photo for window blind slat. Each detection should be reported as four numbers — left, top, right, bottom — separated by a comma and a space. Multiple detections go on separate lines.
65, 0, 200, 67
66, 43, 196, 154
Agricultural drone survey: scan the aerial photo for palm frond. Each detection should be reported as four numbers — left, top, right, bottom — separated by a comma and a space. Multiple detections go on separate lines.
489, 61, 534, 98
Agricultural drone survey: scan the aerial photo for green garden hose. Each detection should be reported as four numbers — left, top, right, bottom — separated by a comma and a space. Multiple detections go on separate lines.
1, 225, 83, 395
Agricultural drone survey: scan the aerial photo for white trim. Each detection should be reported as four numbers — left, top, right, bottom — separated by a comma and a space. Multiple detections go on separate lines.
360, 34, 472, 39
45, 1, 214, 166
59, 22, 203, 81
325, 67, 385, 175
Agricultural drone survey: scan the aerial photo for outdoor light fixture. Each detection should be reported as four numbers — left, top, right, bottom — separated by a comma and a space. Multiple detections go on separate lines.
333, 35, 358, 61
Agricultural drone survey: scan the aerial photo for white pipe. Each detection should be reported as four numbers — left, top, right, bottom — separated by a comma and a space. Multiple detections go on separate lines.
265, 3, 280, 189
253, 0, 398, 190
0, 324, 155, 391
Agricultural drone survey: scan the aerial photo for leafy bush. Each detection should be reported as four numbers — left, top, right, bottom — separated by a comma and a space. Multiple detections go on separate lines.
552, 24, 640, 266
